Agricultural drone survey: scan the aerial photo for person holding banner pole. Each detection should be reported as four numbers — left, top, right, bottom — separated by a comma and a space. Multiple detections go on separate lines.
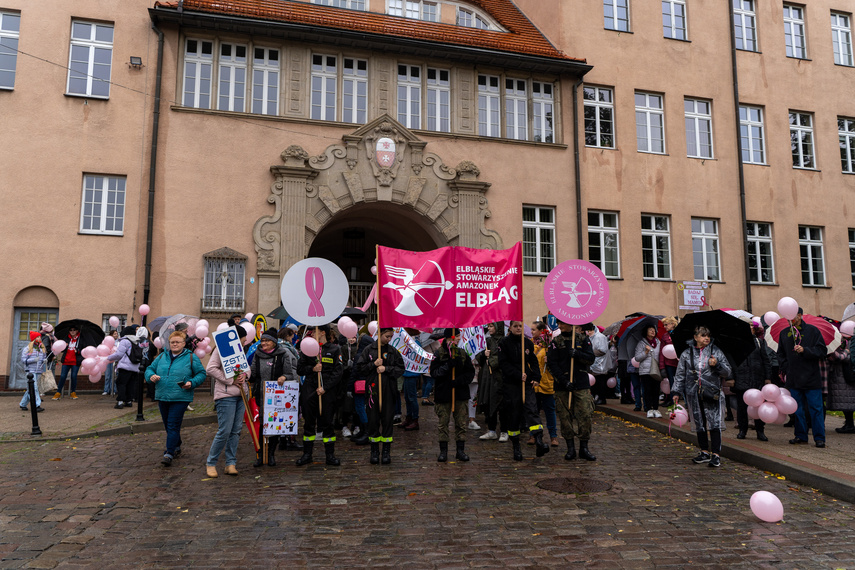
430, 328, 475, 462
477, 322, 507, 441
204, 344, 250, 477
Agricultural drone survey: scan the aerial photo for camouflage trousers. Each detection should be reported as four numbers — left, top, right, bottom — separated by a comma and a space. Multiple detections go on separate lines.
555, 389, 594, 440
435, 401, 468, 442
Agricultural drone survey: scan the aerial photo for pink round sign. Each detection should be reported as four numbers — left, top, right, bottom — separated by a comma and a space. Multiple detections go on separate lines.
543, 260, 610, 325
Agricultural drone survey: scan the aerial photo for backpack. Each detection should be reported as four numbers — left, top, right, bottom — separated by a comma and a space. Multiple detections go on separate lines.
127, 340, 144, 364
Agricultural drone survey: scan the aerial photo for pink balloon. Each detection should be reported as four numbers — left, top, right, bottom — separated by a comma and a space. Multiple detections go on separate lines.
339, 320, 359, 339
187, 324, 197, 337
196, 319, 209, 329
241, 322, 255, 340
301, 337, 320, 357
630, 358, 640, 368
662, 344, 677, 360
195, 325, 209, 338
747, 405, 759, 420
750, 491, 784, 522
205, 343, 213, 354
775, 412, 789, 424
672, 409, 689, 427
153, 337, 163, 349
368, 321, 378, 336
81, 346, 98, 359
761, 383, 780, 402
763, 311, 780, 327
660, 379, 671, 395
139, 304, 150, 316
194, 348, 206, 358
97, 344, 111, 357
606, 377, 617, 389
103, 335, 115, 348
779, 387, 791, 397
588, 373, 596, 387
777, 297, 799, 321
245, 313, 254, 320
758, 402, 779, 423
52, 340, 67, 355
81, 357, 97, 370
88, 370, 101, 383
777, 395, 798, 415
109, 316, 120, 328
841, 321, 855, 337
217, 322, 229, 331
743, 388, 764, 408
371, 265, 378, 275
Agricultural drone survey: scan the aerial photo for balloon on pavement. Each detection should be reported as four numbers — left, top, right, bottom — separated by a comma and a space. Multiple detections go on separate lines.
750, 491, 784, 522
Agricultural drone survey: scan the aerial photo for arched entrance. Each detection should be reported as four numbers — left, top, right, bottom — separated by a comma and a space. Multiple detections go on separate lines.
10, 286, 60, 389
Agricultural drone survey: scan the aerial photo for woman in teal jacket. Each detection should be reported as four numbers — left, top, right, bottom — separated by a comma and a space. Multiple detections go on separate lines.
145, 330, 207, 466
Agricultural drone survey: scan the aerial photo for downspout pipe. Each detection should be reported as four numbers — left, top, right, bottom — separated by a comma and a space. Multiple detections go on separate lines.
572, 77, 584, 260
142, 21, 165, 326
728, 4, 752, 313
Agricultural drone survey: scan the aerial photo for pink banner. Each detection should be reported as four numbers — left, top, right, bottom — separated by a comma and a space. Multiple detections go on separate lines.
377, 243, 523, 328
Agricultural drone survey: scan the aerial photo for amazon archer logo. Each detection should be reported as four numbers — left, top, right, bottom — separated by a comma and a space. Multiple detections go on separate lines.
383, 260, 453, 316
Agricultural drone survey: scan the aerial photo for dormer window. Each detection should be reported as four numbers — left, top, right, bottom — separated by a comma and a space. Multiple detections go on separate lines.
313, 0, 366, 10
457, 7, 490, 30
389, 1, 439, 22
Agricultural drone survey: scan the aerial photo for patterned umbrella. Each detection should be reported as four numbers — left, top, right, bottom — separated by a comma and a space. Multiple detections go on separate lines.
765, 314, 842, 354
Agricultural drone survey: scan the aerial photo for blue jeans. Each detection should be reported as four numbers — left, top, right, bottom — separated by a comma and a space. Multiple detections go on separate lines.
790, 388, 825, 443
57, 364, 79, 394
103, 363, 115, 394
206, 396, 244, 467
158, 401, 190, 457
422, 376, 434, 399
536, 393, 557, 438
20, 386, 42, 408
354, 394, 368, 425
629, 372, 642, 409
402, 374, 420, 420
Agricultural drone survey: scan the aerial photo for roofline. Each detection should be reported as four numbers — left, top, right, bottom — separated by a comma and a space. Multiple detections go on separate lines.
149, 6, 592, 76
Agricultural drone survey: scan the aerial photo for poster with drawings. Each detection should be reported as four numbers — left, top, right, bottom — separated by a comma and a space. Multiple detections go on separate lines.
262, 380, 299, 436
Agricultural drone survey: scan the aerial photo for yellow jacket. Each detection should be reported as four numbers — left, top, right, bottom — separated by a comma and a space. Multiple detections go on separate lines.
534, 344, 554, 395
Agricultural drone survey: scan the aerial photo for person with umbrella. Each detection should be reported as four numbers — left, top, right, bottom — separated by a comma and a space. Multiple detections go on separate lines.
634, 325, 662, 418
672, 325, 733, 468
54, 324, 83, 400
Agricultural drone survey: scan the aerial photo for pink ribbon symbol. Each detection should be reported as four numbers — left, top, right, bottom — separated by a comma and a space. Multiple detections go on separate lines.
305, 267, 325, 317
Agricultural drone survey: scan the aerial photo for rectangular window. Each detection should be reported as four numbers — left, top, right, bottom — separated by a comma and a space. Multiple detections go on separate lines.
849, 229, 855, 287
733, 0, 757, 51
662, 0, 687, 40
746, 222, 775, 284
80, 175, 126, 235
790, 111, 815, 169
426, 68, 450, 133
739, 105, 765, 164
505, 78, 528, 140
217, 43, 247, 112
67, 20, 113, 98
102, 314, 127, 333
832, 12, 853, 66
314, 0, 366, 9
692, 218, 720, 281
251, 47, 279, 115
635, 92, 665, 154
588, 211, 620, 278
311, 54, 337, 121
685, 98, 713, 159
183, 38, 213, 108
532, 81, 554, 143
784, 4, 807, 58
0, 11, 20, 90
584, 86, 615, 148
522, 206, 555, 275
641, 215, 671, 280
342, 58, 367, 124
799, 226, 825, 286
604, 0, 630, 32
478, 74, 500, 137
203, 257, 246, 312
840, 117, 855, 173
397, 64, 421, 129
389, 1, 437, 21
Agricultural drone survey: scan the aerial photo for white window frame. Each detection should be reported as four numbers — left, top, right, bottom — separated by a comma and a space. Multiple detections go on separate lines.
635, 91, 665, 154
67, 20, 113, 98
832, 12, 853, 66
505, 78, 528, 141
217, 42, 247, 112
588, 211, 620, 278
203, 255, 246, 312
251, 47, 280, 116
604, 0, 630, 32
389, 0, 437, 21
79, 174, 126, 236
0, 11, 20, 90
733, 0, 757, 51
739, 105, 766, 164
183, 38, 213, 109
584, 86, 615, 149
799, 226, 825, 286
426, 67, 450, 133
457, 8, 490, 29
840, 117, 855, 174
397, 64, 421, 129
311, 53, 338, 121
342, 57, 368, 124
662, 0, 687, 40
478, 74, 501, 137
784, 4, 807, 59
790, 110, 815, 169
692, 218, 721, 282
685, 98, 713, 159
532, 81, 554, 143
849, 229, 855, 287
314, 0, 366, 9
641, 214, 671, 280
746, 222, 775, 284
522, 206, 556, 275
102, 314, 127, 333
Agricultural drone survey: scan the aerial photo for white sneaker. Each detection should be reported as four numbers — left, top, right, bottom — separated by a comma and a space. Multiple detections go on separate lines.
468, 421, 481, 430
646, 410, 655, 418
341, 426, 352, 438
101, 392, 108, 396
352, 426, 361, 436
498, 432, 509, 443
653, 410, 663, 418
479, 430, 498, 440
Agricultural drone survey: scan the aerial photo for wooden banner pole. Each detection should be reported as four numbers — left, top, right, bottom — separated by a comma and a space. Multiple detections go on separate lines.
569, 330, 576, 409
376, 245, 382, 413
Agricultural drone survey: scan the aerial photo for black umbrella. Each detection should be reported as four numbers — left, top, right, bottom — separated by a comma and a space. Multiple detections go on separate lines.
267, 305, 290, 320
670, 310, 755, 369
340, 307, 368, 321
54, 319, 104, 348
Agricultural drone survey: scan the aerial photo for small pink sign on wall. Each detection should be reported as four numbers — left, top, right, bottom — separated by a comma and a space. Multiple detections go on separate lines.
543, 260, 610, 325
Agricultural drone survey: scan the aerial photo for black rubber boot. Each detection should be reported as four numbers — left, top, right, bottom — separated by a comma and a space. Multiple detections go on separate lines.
564, 438, 576, 460
579, 440, 597, 461
381, 442, 391, 464
534, 432, 550, 457
369, 443, 380, 464
267, 444, 276, 467
455, 440, 469, 462
253, 451, 263, 468
511, 436, 523, 461
324, 442, 340, 466
756, 429, 768, 442
295, 441, 314, 466
437, 441, 448, 462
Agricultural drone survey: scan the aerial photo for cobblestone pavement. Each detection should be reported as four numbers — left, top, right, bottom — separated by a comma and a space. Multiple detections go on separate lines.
1, 411, 854, 569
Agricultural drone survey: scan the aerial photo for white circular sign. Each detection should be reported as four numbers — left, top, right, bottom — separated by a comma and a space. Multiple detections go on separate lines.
280, 258, 350, 326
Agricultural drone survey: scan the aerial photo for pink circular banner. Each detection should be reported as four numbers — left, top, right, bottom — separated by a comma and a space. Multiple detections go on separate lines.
542, 260, 610, 325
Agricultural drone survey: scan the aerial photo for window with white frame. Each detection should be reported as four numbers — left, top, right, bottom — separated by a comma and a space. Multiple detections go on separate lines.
311, 54, 338, 121
849, 229, 855, 286
202, 250, 246, 312
311, 55, 368, 124
427, 68, 450, 133
746, 222, 775, 284
80, 174, 126, 236
522, 206, 555, 275
505, 79, 528, 140
733, 0, 757, 51
790, 111, 815, 169
217, 43, 247, 112
685, 98, 713, 159
635, 92, 665, 154
783, 4, 807, 58
662, 0, 687, 40
691, 218, 720, 281
739, 105, 765, 164
389, 1, 438, 22
252, 47, 279, 115
343, 58, 368, 124
532, 82, 554, 143
478, 74, 500, 137
799, 226, 825, 286
457, 8, 490, 29
641, 214, 671, 280
588, 211, 620, 278
397, 65, 421, 129
0, 11, 20, 90
584, 86, 615, 148
604, 0, 630, 32
183, 38, 213, 108
478, 75, 557, 142
102, 314, 126, 333
314, 0, 366, 9
840, 117, 855, 173
832, 12, 853, 66
67, 20, 113, 98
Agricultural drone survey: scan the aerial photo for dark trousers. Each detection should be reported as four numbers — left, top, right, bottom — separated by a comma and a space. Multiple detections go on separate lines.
734, 389, 765, 433
695, 398, 722, 454
499, 381, 543, 437
57, 364, 79, 394
641, 374, 660, 411
158, 401, 189, 456
116, 368, 137, 404
301, 388, 336, 442
592, 373, 611, 401
367, 377, 396, 443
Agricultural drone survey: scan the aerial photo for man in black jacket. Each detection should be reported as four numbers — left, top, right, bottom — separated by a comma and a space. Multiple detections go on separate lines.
430, 328, 475, 462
